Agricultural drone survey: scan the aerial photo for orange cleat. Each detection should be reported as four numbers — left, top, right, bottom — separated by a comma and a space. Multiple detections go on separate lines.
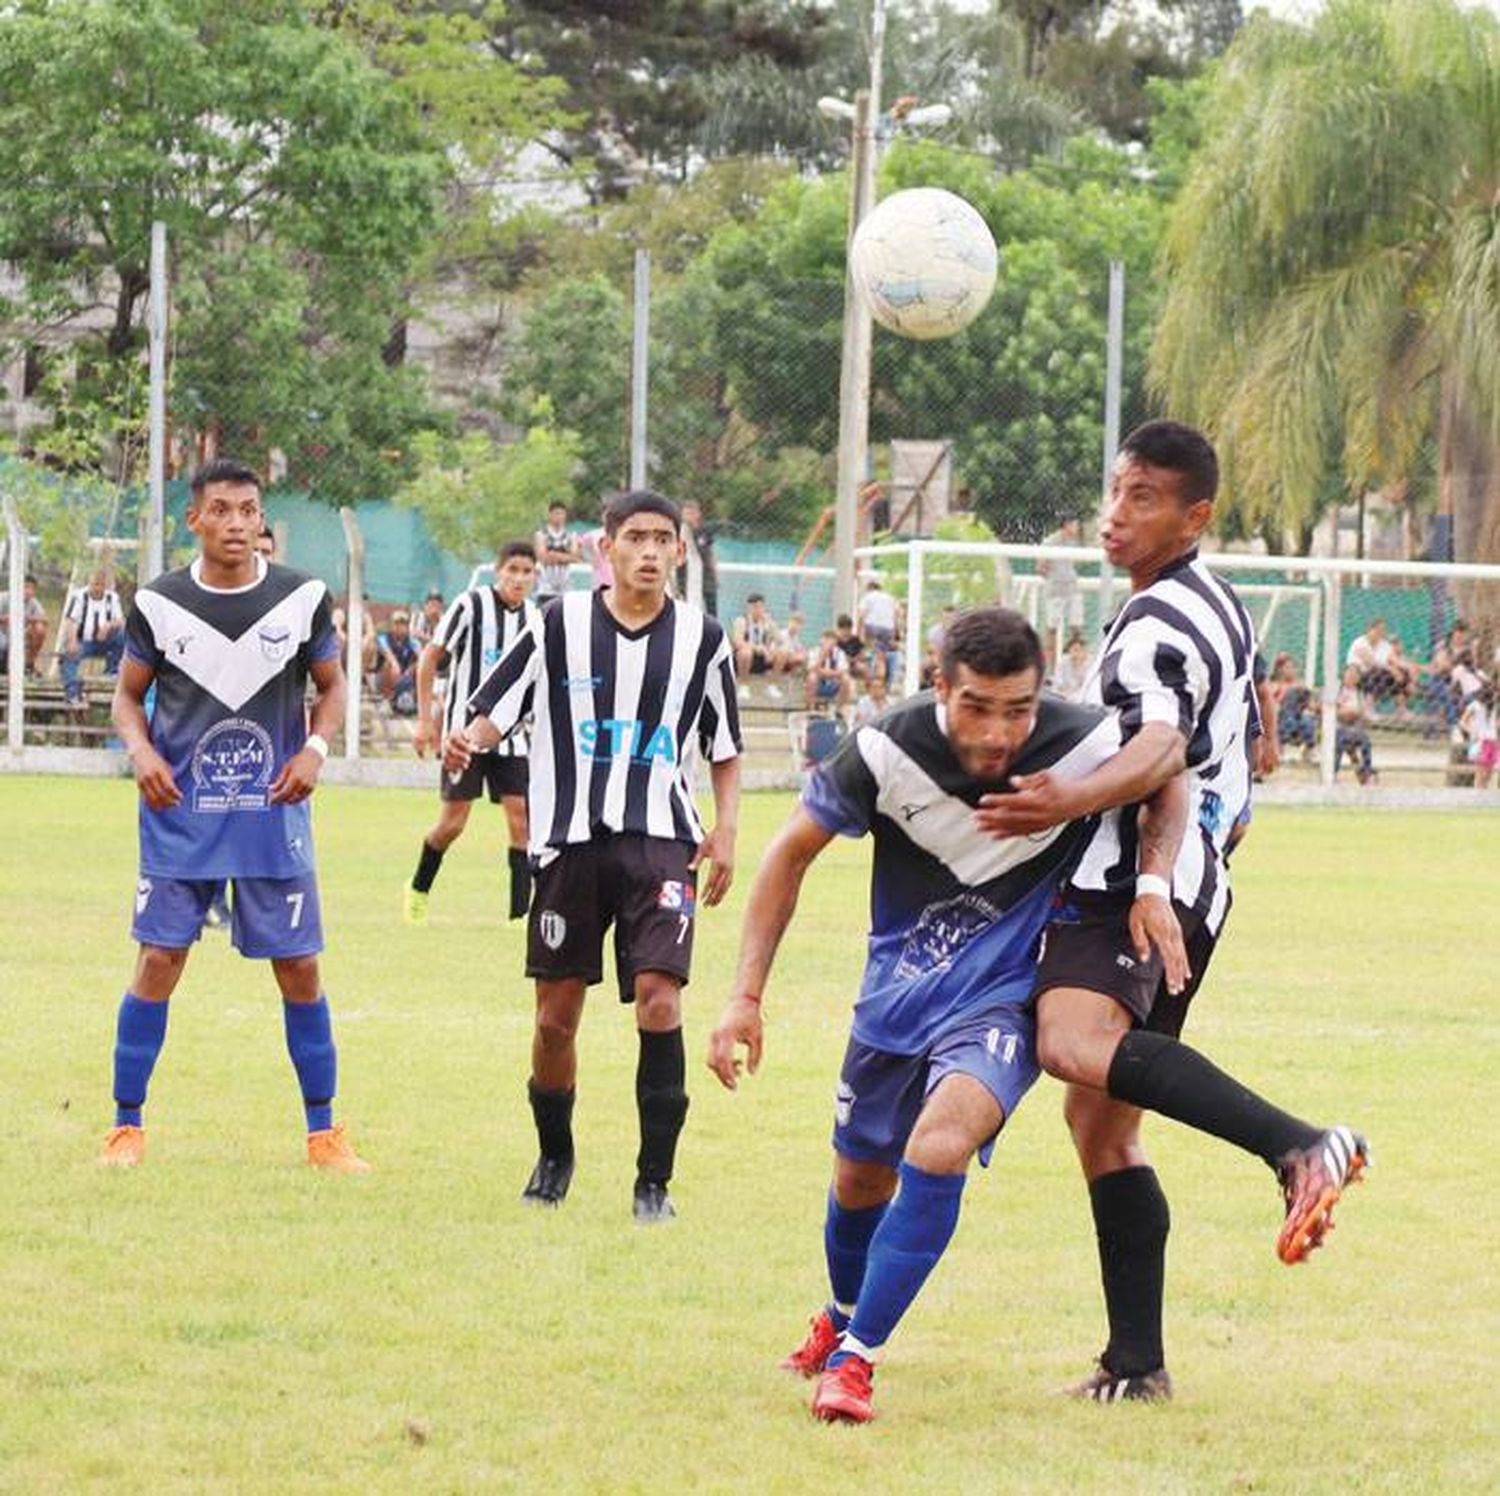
812, 1353, 876, 1424
781, 1310, 843, 1378
1276, 1126, 1369, 1264
307, 1123, 371, 1174
99, 1124, 146, 1167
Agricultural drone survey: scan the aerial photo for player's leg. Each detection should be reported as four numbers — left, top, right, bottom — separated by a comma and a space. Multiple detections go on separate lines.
406, 777, 474, 923
101, 876, 216, 1164
630, 971, 687, 1223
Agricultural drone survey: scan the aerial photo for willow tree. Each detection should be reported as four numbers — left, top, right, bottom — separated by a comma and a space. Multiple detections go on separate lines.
1150, 0, 1500, 619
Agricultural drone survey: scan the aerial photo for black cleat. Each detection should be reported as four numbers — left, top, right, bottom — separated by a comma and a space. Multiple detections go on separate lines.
1064, 1362, 1173, 1403
522, 1154, 574, 1207
632, 1179, 677, 1225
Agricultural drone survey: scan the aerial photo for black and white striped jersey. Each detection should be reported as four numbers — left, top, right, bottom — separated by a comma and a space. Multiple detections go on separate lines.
66, 586, 123, 643
1069, 549, 1257, 934
432, 588, 540, 757
468, 589, 741, 859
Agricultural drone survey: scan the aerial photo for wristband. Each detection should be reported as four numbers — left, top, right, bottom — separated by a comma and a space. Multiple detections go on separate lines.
304, 733, 330, 761
1135, 873, 1171, 901
738, 992, 762, 1007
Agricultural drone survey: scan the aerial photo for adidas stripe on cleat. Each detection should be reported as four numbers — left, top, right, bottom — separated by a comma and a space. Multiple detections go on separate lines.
1276, 1125, 1369, 1264
1064, 1362, 1173, 1403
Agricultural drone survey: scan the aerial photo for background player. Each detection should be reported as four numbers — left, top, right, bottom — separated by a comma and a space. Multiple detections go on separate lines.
406, 541, 539, 923
707, 608, 1187, 1423
99, 457, 366, 1172
447, 491, 740, 1223
978, 420, 1368, 1401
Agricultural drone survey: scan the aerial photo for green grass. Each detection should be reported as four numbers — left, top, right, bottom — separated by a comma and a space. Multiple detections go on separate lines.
1, 778, 1496, 1493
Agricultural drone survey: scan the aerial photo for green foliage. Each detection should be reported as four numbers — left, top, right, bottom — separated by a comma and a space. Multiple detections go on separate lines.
0, 454, 133, 577
395, 410, 581, 558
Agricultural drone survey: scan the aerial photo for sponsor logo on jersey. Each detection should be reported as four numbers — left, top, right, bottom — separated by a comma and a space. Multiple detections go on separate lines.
894, 891, 1001, 981
190, 717, 275, 813
538, 908, 567, 950
577, 718, 677, 764
657, 880, 696, 914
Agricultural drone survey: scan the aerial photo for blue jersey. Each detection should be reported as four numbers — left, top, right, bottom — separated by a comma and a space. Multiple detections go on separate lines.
124, 558, 340, 879
803, 692, 1121, 1054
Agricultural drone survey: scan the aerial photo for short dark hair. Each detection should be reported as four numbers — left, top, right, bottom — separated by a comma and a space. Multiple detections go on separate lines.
1119, 420, 1218, 504
548, 500, 569, 515
836, 614, 854, 630
940, 607, 1044, 684
603, 489, 681, 537
24, 572, 37, 585
189, 457, 261, 499
425, 588, 444, 602
499, 540, 536, 564
745, 591, 765, 605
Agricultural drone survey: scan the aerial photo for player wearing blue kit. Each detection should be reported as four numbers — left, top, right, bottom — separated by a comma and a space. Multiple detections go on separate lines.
707, 608, 1189, 1423
98, 459, 368, 1172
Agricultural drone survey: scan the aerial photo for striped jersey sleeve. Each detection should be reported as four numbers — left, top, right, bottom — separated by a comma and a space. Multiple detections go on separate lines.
1097, 597, 1213, 753
696, 628, 742, 763
468, 616, 541, 742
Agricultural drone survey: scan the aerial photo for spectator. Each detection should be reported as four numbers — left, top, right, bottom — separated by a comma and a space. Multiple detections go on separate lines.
851, 671, 889, 728
857, 579, 901, 685
732, 593, 790, 689
579, 503, 614, 591
60, 567, 125, 703
1458, 682, 1497, 790
834, 613, 870, 685
255, 523, 277, 562
922, 605, 957, 688
781, 611, 810, 675
1345, 617, 1406, 708
1272, 654, 1319, 759
331, 602, 380, 682
1334, 664, 1376, 784
1049, 630, 1092, 703
0, 573, 48, 675
1039, 516, 1085, 645
410, 588, 444, 647
534, 501, 579, 602
377, 609, 420, 715
804, 628, 850, 711
677, 499, 719, 617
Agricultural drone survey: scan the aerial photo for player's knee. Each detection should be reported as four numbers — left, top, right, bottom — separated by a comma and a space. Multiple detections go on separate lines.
1035, 1019, 1084, 1081
535, 1003, 580, 1052
833, 1155, 897, 1210
904, 1123, 974, 1176
272, 955, 321, 1002
135, 944, 188, 992
633, 977, 681, 1031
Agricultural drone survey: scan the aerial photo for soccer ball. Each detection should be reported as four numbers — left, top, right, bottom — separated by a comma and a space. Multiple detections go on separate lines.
849, 188, 998, 340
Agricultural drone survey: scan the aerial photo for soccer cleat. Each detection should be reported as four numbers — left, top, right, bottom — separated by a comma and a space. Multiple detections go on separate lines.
1276, 1126, 1369, 1264
522, 1155, 574, 1207
812, 1353, 876, 1424
781, 1310, 843, 1378
1064, 1361, 1174, 1403
307, 1123, 371, 1173
98, 1124, 145, 1168
402, 887, 429, 927
632, 1179, 676, 1224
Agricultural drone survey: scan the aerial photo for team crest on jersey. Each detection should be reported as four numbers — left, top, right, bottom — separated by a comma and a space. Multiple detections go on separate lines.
257, 624, 292, 662
538, 908, 567, 950
894, 892, 1002, 981
135, 878, 153, 913
834, 1080, 856, 1127
190, 717, 275, 813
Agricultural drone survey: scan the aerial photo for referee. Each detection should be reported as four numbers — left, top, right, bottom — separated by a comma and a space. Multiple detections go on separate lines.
406, 541, 539, 924
446, 491, 741, 1222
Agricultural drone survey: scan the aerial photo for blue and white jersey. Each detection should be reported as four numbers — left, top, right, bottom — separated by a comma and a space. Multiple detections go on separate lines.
804, 692, 1122, 1054
123, 558, 339, 879
469, 589, 741, 860
1069, 549, 1257, 933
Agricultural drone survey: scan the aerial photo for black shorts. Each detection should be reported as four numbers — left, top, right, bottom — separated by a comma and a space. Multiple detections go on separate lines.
527, 833, 698, 1001
1032, 895, 1219, 1036
441, 753, 528, 803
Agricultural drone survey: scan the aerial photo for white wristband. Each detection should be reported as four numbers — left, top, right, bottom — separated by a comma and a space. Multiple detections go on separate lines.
304, 733, 330, 761
1136, 873, 1172, 901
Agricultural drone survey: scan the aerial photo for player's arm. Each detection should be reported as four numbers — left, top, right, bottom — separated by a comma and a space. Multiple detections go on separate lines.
1129, 771, 1191, 995
112, 657, 180, 810
1253, 676, 1279, 778
706, 806, 835, 1090
691, 755, 740, 908
269, 655, 345, 804
412, 640, 447, 756
443, 625, 540, 771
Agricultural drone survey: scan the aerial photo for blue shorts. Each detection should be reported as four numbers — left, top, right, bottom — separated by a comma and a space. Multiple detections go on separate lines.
131, 871, 324, 958
832, 1005, 1040, 1170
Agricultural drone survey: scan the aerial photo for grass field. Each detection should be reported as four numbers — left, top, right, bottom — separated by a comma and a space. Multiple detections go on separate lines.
2, 777, 1497, 1493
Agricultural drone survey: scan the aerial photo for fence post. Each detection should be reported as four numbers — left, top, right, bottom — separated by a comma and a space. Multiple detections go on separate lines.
1305, 580, 1322, 694
1319, 571, 1341, 787
146, 219, 168, 584
1097, 260, 1124, 622
630, 249, 650, 490
4, 496, 25, 756
904, 542, 924, 697
339, 506, 365, 760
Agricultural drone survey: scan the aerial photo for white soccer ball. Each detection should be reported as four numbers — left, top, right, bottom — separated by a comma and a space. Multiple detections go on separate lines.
850, 187, 998, 341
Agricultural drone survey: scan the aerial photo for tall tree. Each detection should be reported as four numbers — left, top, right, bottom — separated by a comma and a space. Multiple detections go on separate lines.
1151, 0, 1500, 614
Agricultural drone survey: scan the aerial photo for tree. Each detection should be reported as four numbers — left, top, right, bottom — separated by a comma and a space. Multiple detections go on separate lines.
0, 0, 443, 499
1150, 0, 1500, 615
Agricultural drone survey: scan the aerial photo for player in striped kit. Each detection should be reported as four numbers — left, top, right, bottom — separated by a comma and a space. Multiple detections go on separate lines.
405, 541, 539, 924
979, 421, 1369, 1402
446, 491, 741, 1222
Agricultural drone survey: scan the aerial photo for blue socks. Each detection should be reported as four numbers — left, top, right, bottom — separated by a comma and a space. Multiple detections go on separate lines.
283, 996, 337, 1134
824, 1193, 891, 1330
833, 1162, 966, 1363
112, 992, 168, 1127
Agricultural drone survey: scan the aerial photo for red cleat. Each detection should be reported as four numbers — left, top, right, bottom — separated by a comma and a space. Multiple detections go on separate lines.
780, 1310, 842, 1378
812, 1354, 876, 1424
1276, 1126, 1369, 1264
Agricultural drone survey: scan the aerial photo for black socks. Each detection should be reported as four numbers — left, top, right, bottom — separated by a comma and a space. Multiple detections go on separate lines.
508, 847, 531, 921
1090, 1167, 1170, 1377
635, 1027, 689, 1188
412, 839, 444, 893
528, 1078, 576, 1163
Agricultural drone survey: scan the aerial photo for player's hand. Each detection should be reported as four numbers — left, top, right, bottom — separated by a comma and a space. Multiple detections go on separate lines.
706, 996, 763, 1090
1253, 732, 1279, 779
129, 743, 181, 810
442, 730, 474, 776
973, 771, 1082, 837
268, 747, 322, 805
690, 825, 735, 907
412, 719, 435, 758
1130, 894, 1190, 996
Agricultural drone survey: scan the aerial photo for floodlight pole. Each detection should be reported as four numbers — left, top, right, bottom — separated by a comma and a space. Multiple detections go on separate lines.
146, 220, 168, 584
1098, 259, 1125, 622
